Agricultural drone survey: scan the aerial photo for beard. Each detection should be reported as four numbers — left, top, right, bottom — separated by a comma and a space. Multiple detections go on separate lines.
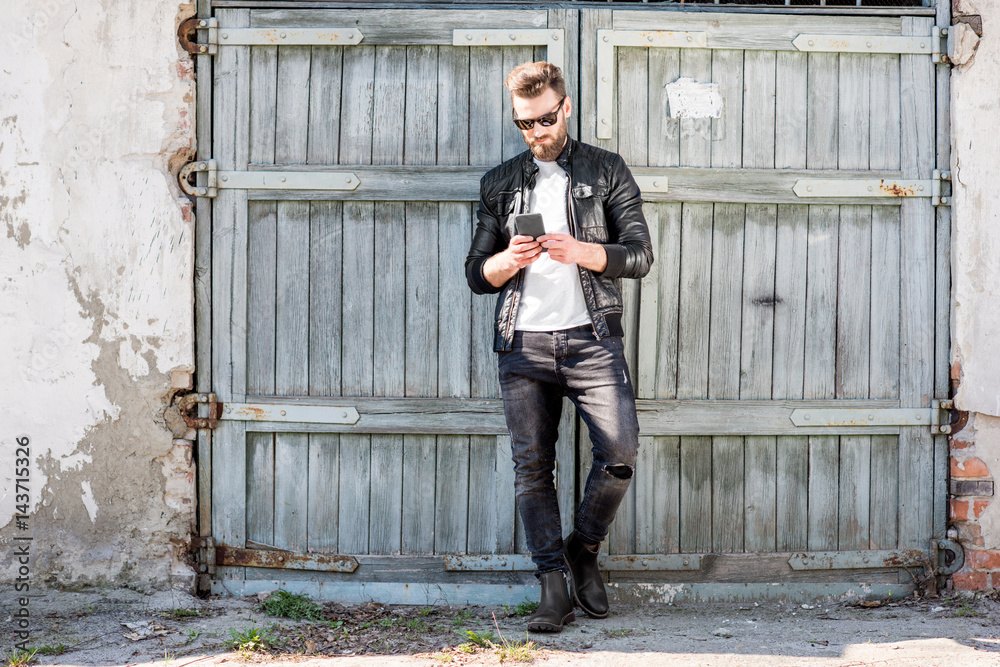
526, 124, 568, 162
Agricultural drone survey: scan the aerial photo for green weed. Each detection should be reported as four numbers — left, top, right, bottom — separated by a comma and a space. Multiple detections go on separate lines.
27, 645, 66, 657
3, 649, 36, 667
954, 604, 979, 618
228, 625, 277, 655
261, 590, 323, 621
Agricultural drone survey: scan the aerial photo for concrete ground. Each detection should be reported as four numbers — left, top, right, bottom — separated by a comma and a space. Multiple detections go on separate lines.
2, 587, 999, 666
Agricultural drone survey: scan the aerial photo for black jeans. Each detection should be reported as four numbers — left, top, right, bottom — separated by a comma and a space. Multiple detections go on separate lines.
497, 326, 640, 575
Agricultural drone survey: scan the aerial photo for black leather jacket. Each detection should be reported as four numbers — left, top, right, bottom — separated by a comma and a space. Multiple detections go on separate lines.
465, 138, 654, 352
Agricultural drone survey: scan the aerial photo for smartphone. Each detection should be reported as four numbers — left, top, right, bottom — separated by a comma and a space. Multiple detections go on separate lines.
514, 213, 546, 251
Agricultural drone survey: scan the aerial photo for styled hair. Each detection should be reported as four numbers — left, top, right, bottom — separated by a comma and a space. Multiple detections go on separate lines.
504, 61, 566, 100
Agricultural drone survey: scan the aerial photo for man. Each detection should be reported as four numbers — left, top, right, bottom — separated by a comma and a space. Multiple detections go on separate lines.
465, 62, 653, 632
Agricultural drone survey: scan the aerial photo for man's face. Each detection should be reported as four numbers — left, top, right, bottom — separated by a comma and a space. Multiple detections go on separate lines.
512, 88, 571, 162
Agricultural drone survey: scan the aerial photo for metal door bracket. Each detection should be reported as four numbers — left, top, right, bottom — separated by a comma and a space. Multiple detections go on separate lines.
177, 392, 221, 430
179, 18, 364, 54
790, 400, 954, 434
444, 553, 701, 572
596, 29, 708, 139
930, 538, 964, 576
217, 545, 359, 572
792, 27, 949, 63
453, 29, 565, 72
180, 161, 360, 197
196, 537, 217, 575
792, 170, 951, 205
221, 402, 360, 425
788, 549, 926, 570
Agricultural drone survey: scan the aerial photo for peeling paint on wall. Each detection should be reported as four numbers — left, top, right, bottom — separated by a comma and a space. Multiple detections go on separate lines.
0, 0, 197, 589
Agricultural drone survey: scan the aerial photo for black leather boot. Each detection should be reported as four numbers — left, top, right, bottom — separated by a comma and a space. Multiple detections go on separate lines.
527, 570, 575, 632
564, 531, 609, 618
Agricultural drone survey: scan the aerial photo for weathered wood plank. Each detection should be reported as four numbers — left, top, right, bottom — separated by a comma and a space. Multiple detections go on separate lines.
212, 9, 250, 564
548, 9, 579, 140
803, 43, 841, 556
648, 45, 680, 169
307, 45, 342, 164
467, 436, 496, 553
808, 436, 839, 551
709, 204, 743, 401
249, 45, 277, 166
242, 397, 909, 437
275, 46, 311, 163
246, 432, 274, 547
307, 434, 339, 553
836, 50, 874, 553
496, 435, 516, 553
612, 12, 903, 51
273, 433, 309, 550
897, 17, 936, 550
241, 164, 917, 205
401, 45, 440, 555
469, 45, 504, 401
771, 46, 808, 552
680, 436, 712, 553
501, 46, 534, 161
248, 203, 276, 395
608, 41, 648, 557
308, 202, 342, 396
654, 204, 681, 400
580, 9, 615, 150
712, 437, 744, 553
435, 44, 473, 555
251, 8, 548, 41
368, 45, 407, 556
745, 436, 777, 552
275, 202, 310, 395
336, 42, 375, 554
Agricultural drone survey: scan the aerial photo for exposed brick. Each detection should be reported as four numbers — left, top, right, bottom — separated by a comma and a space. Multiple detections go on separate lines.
973, 499, 991, 518
951, 456, 992, 479
968, 549, 1000, 570
956, 521, 985, 547
950, 438, 974, 451
951, 499, 970, 521
950, 479, 994, 497
952, 570, 989, 590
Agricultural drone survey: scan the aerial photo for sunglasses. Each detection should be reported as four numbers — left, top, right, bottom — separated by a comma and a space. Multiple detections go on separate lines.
512, 96, 566, 131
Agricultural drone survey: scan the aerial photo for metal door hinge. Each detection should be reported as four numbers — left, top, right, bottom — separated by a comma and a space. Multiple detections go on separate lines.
793, 170, 951, 206
180, 160, 360, 198
790, 399, 956, 434
196, 536, 216, 575
453, 29, 565, 73
931, 538, 965, 577
179, 17, 364, 55
793, 26, 949, 63
177, 392, 221, 430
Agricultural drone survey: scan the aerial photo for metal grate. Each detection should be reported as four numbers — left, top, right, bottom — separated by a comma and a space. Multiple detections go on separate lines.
579, 0, 930, 5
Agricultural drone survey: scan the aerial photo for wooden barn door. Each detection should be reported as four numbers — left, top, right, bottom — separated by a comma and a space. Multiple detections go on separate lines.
198, 4, 949, 603
580, 9, 950, 596
203, 7, 581, 603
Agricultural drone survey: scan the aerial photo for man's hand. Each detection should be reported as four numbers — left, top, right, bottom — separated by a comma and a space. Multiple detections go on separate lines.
483, 234, 542, 288
540, 233, 608, 273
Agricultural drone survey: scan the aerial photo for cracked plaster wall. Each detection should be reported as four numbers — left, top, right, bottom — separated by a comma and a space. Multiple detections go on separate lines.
0, 0, 196, 588
950, 0, 1000, 566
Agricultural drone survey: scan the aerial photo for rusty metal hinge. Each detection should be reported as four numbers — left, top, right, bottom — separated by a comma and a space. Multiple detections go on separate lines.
177, 392, 221, 430
931, 538, 965, 577
196, 536, 216, 575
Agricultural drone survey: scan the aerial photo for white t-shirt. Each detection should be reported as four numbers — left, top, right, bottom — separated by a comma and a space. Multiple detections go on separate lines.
514, 159, 592, 331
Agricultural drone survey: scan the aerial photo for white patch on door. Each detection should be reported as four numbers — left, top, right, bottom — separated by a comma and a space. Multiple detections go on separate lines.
665, 78, 723, 119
